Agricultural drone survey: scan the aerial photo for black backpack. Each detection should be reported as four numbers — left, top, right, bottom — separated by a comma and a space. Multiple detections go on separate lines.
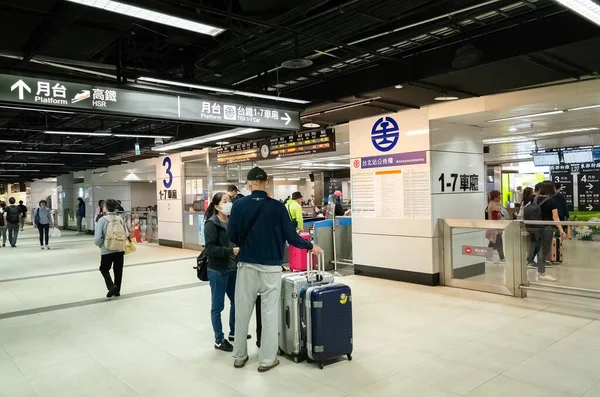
6, 206, 19, 224
523, 196, 550, 222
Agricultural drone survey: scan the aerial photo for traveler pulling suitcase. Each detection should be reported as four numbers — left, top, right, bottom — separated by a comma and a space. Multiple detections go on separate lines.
302, 255, 353, 369
288, 232, 312, 271
279, 251, 333, 362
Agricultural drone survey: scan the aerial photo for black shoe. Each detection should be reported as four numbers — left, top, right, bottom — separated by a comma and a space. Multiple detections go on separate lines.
228, 334, 252, 342
106, 286, 118, 298
114, 291, 121, 297
215, 339, 234, 352
256, 340, 261, 348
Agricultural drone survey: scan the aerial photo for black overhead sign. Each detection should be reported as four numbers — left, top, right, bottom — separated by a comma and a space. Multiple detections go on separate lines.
0, 73, 301, 131
216, 128, 336, 164
578, 166, 600, 211
550, 165, 574, 211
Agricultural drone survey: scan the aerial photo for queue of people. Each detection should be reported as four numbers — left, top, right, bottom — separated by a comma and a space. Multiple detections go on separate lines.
204, 167, 322, 372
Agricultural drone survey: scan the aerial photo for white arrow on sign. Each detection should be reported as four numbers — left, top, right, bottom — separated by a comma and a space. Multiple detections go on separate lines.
10, 79, 31, 100
281, 112, 291, 126
588, 204, 594, 211
587, 183, 594, 190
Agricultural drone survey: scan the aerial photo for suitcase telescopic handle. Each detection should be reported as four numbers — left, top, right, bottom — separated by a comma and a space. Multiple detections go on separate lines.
306, 250, 325, 283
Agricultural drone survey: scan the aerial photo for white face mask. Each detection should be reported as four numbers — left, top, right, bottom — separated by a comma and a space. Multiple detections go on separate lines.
220, 202, 233, 216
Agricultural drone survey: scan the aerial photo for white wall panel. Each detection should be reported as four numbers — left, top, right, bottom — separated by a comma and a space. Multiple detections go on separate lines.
430, 192, 486, 237
429, 120, 482, 154
157, 200, 183, 223
352, 217, 432, 238
159, 220, 183, 242
353, 233, 436, 274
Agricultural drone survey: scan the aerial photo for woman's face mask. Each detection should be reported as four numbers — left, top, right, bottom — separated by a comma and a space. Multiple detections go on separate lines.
219, 201, 233, 216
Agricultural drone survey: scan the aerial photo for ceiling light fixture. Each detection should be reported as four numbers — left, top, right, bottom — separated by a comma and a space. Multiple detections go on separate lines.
303, 122, 320, 128
1, 169, 40, 172
152, 128, 260, 151
45, 131, 112, 137
137, 76, 310, 104
0, 105, 75, 114
215, 141, 230, 145
0, 175, 20, 178
6, 150, 105, 156
434, 96, 459, 101
113, 134, 173, 139
567, 104, 600, 111
508, 127, 518, 132
394, 85, 403, 89
0, 140, 22, 144
302, 97, 382, 118
65, 0, 224, 36
486, 110, 564, 123
554, 0, 600, 26
482, 136, 534, 144
532, 127, 599, 137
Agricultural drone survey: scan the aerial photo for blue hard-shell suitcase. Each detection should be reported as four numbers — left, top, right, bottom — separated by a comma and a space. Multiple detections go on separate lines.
304, 283, 353, 369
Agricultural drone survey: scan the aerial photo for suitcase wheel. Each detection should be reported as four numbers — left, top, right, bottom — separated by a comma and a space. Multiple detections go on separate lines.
318, 362, 324, 370
293, 356, 301, 363
347, 354, 352, 361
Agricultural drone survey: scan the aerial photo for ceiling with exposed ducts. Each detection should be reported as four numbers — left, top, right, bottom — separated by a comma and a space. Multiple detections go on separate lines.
1, 0, 600, 180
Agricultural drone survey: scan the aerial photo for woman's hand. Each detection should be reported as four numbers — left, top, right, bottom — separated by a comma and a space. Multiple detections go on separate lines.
233, 247, 240, 256
560, 230, 567, 240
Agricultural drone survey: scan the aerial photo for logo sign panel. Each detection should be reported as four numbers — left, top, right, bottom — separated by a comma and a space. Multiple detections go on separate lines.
462, 245, 492, 257
0, 73, 301, 131
371, 116, 400, 152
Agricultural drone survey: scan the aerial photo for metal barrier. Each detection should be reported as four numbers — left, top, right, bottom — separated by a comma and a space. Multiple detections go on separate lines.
332, 216, 353, 276
117, 211, 158, 243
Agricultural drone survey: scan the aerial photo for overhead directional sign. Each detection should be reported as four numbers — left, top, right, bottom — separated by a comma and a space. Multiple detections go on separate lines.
578, 167, 600, 211
0, 73, 301, 131
550, 165, 574, 211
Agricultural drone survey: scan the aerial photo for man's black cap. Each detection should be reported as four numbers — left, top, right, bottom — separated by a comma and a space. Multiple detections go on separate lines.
247, 167, 268, 181
292, 192, 303, 200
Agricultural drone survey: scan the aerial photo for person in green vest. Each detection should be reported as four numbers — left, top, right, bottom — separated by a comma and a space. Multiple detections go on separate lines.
285, 192, 304, 231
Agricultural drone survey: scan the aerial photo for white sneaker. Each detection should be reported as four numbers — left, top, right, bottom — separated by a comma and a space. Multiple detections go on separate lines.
539, 273, 557, 282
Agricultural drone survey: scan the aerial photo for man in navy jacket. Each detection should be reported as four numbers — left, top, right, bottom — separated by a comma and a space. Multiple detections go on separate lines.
228, 167, 322, 372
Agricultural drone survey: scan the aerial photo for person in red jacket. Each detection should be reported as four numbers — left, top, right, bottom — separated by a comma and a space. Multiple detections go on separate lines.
485, 190, 505, 263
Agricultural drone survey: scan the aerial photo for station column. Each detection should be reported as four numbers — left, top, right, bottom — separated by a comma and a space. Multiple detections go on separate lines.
350, 109, 485, 285
156, 153, 184, 248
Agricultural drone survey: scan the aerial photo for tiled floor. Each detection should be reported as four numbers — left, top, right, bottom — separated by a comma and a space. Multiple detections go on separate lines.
2, 227, 600, 396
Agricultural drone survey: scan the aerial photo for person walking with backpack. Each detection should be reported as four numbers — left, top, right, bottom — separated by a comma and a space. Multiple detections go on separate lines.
4, 197, 21, 247
94, 199, 129, 298
0, 201, 7, 247
524, 181, 562, 282
33, 200, 53, 250
18, 200, 27, 231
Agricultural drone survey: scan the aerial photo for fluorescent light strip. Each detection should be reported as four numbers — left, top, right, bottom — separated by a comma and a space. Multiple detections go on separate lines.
45, 131, 112, 137
0, 140, 22, 144
532, 127, 599, 137
483, 127, 600, 144
555, 0, 600, 27
6, 150, 105, 156
138, 77, 310, 104
65, 0, 224, 36
0, 162, 65, 166
152, 128, 260, 151
486, 110, 564, 123
45, 131, 173, 139
302, 97, 382, 118
567, 104, 600, 111
1, 169, 40, 172
0, 105, 75, 114
0, 175, 19, 178
483, 137, 535, 144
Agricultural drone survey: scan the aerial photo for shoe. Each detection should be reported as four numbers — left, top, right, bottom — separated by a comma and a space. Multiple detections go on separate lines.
234, 356, 249, 369
228, 334, 252, 342
40, 246, 44, 250
527, 263, 537, 269
544, 262, 553, 268
256, 340, 261, 348
539, 273, 557, 282
45, 246, 50, 250
215, 340, 234, 352
10, 245, 15, 248
498, 259, 506, 264
114, 291, 120, 297
258, 359, 280, 373
106, 286, 118, 298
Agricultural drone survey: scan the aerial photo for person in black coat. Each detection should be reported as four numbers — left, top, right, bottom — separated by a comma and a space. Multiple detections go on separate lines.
553, 183, 569, 221
204, 192, 240, 352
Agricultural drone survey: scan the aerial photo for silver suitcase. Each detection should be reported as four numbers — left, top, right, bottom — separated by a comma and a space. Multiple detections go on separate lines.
279, 252, 333, 362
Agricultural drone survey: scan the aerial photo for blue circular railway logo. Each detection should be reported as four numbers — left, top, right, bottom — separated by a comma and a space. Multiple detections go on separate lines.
371, 117, 399, 152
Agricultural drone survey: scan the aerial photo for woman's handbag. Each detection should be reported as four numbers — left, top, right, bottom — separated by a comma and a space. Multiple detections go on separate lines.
124, 238, 137, 255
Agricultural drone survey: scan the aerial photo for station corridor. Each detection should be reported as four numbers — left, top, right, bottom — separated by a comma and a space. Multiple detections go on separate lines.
0, 229, 599, 397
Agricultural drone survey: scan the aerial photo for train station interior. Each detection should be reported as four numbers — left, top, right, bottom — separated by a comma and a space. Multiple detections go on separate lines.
2, 0, 600, 396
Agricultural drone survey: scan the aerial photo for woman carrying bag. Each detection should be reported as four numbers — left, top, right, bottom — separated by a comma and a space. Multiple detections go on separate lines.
203, 192, 241, 352
34, 200, 53, 250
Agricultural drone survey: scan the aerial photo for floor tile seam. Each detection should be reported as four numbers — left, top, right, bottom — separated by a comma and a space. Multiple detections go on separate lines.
79, 350, 143, 397
438, 336, 535, 361
0, 256, 198, 283
581, 379, 600, 397
0, 282, 205, 320
345, 371, 434, 396
400, 372, 475, 396
2, 343, 42, 397
500, 372, 581, 397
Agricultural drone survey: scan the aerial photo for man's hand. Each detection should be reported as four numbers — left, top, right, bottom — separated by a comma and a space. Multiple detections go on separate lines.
311, 244, 323, 255
233, 247, 240, 256
560, 230, 567, 240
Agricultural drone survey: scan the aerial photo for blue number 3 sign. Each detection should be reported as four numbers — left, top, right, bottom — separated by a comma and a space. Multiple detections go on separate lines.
163, 157, 173, 188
